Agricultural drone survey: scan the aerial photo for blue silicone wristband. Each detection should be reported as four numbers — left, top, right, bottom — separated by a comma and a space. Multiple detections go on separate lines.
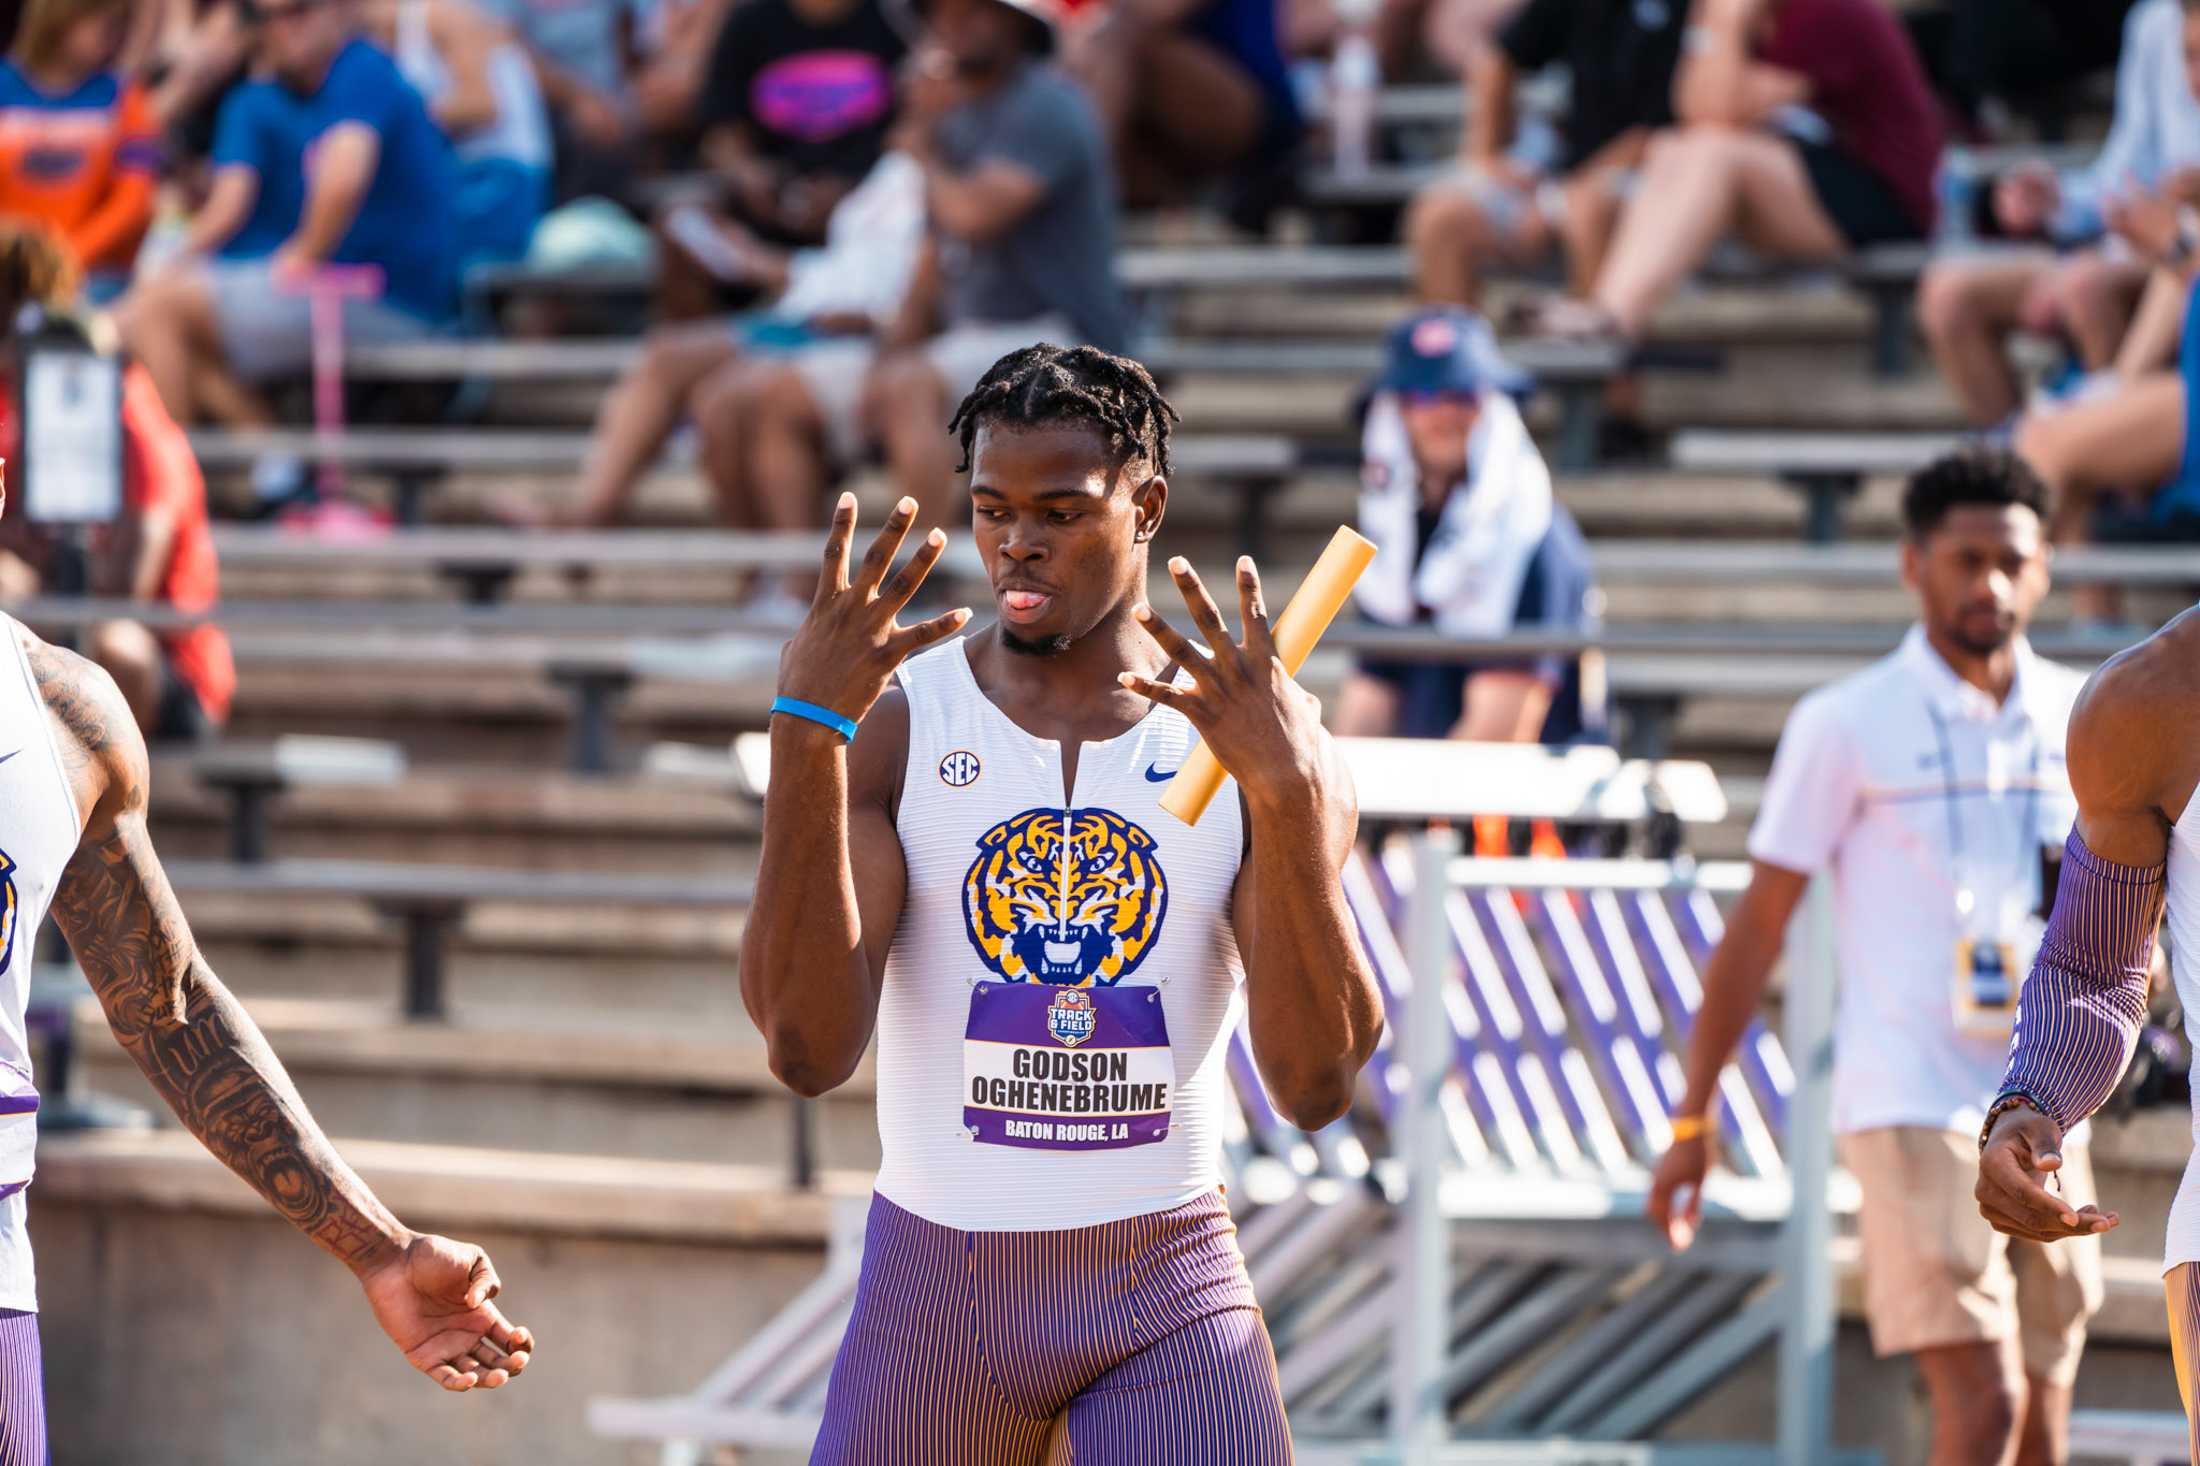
770, 695, 858, 742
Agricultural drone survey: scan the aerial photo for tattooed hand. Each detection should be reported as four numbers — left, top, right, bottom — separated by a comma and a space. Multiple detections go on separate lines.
28, 634, 540, 1391
361, 1233, 535, 1390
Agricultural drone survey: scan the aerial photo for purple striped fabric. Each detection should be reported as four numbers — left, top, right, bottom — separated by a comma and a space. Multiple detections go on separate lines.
2166, 1263, 2200, 1463
0, 1310, 44, 1466
811, 1191, 1292, 1464
1998, 832, 2167, 1133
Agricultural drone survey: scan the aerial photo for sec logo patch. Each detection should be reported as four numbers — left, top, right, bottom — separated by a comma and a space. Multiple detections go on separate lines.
939, 750, 982, 788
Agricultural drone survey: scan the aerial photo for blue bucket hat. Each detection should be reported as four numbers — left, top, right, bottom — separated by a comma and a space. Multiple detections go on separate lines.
1376, 307, 1534, 400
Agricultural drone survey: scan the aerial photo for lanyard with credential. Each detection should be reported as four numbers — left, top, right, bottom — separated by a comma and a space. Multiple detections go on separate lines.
1921, 699, 2042, 924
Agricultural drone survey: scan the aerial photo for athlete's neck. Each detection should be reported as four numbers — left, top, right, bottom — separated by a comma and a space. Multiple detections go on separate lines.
1925, 623, 2020, 705
968, 601, 1169, 740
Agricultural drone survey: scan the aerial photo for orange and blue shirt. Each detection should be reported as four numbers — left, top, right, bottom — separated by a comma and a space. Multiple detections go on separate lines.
0, 62, 159, 275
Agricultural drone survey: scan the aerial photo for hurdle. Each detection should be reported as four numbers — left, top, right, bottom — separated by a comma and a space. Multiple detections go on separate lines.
590, 737, 1862, 1464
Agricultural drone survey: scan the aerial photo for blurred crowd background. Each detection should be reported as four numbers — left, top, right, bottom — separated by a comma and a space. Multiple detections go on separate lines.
2, 0, 2199, 1459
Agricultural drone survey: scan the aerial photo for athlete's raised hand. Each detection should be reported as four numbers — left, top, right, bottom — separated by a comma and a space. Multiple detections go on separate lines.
1121, 555, 1326, 806
358, 1232, 536, 1392
1977, 1105, 2119, 1242
777, 493, 970, 724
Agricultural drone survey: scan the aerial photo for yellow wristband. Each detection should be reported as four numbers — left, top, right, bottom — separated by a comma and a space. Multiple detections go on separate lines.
1668, 1114, 1709, 1143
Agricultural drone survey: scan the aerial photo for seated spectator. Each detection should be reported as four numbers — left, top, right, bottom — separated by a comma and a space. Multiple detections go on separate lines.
693, 0, 1130, 546
551, 148, 925, 528
1062, 0, 1299, 209
368, 0, 554, 267
1536, 0, 1942, 343
2014, 202, 2200, 618
0, 0, 159, 296
654, 0, 904, 316
1405, 0, 1683, 306
140, 0, 251, 156
473, 0, 645, 201
114, 0, 459, 448
1919, 0, 2200, 429
0, 225, 232, 741
1334, 308, 1599, 745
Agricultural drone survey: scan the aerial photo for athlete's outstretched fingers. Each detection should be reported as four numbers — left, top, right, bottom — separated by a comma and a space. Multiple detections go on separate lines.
1236, 556, 1275, 656
1118, 673, 1194, 715
817, 492, 858, 604
879, 527, 949, 616
856, 496, 919, 597
889, 606, 973, 657
1166, 556, 1235, 655
1130, 602, 1209, 682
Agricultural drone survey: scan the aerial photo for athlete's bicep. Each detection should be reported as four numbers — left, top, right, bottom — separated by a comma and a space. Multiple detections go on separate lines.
2066, 648, 2186, 867
34, 644, 195, 1021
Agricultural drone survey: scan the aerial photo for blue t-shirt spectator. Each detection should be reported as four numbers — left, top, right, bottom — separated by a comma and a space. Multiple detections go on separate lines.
211, 39, 460, 321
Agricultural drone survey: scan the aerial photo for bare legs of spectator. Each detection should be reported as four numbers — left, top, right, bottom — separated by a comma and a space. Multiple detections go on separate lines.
1063, 10, 1266, 205
115, 270, 275, 430
1592, 128, 1846, 339
2113, 268, 2191, 379
2052, 255, 2149, 371
1331, 673, 1401, 737
870, 353, 960, 533
1406, 176, 1555, 306
2014, 371, 2183, 620
1450, 671, 1549, 742
85, 619, 165, 735
566, 324, 742, 526
1917, 253, 2056, 426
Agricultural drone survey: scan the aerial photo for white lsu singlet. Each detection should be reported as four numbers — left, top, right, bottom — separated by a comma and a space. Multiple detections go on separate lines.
873, 638, 1247, 1232
0, 614, 87, 1310
2168, 770, 2200, 1272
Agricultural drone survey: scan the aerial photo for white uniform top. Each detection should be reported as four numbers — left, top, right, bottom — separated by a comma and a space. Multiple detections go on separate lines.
0, 614, 86, 1311
1748, 626, 2086, 1138
2164, 769, 2200, 1269
873, 639, 1247, 1231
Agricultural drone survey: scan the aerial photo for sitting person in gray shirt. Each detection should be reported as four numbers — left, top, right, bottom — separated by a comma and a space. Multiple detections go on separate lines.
687, 0, 1130, 548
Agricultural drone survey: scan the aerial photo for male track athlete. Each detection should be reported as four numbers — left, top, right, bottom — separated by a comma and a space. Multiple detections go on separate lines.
1976, 608, 2200, 1454
0, 486, 534, 1456
743, 343, 1384, 1462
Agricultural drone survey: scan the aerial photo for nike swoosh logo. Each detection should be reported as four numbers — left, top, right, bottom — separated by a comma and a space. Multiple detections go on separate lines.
0, 751, 16, 768
1144, 762, 1177, 783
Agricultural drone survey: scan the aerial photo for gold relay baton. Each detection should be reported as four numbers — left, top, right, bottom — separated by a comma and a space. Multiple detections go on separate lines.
1158, 526, 1378, 826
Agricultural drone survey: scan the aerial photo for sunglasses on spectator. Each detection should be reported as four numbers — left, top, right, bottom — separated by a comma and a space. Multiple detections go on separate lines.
1397, 388, 1479, 406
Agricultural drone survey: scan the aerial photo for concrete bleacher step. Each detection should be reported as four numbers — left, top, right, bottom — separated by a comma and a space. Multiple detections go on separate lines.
30, 1128, 860, 1465
149, 758, 759, 875
69, 1000, 880, 1171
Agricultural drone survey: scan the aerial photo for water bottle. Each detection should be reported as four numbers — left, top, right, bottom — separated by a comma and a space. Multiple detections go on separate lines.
1331, 30, 1380, 178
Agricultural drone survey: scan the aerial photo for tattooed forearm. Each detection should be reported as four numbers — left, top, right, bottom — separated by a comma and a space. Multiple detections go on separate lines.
54, 820, 407, 1268
33, 635, 408, 1275
53, 824, 406, 1271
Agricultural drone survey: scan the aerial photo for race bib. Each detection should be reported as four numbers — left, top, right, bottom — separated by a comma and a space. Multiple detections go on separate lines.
963, 982, 1173, 1150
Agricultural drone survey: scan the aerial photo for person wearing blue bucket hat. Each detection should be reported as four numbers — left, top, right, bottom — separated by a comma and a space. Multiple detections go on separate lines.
1334, 306, 1605, 746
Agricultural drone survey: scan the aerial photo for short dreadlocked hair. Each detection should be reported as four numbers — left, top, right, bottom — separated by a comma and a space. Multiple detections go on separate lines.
947, 343, 1180, 480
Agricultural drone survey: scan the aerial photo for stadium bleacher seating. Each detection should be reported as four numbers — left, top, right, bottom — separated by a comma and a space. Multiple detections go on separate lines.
28, 52, 2200, 1464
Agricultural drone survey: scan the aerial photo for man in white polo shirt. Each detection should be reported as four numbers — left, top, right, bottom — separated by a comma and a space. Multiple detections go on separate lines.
1647, 449, 2099, 1466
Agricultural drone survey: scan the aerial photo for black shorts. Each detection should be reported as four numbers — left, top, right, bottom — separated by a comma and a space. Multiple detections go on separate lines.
1794, 141, 1923, 249
152, 654, 214, 746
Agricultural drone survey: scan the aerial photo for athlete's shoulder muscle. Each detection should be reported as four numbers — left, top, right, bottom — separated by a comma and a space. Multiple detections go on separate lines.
2066, 609, 2200, 856
21, 630, 144, 842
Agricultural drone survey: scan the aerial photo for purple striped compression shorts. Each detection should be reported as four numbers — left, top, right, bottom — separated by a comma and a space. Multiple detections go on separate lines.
0, 1311, 42, 1466
810, 1189, 1291, 1464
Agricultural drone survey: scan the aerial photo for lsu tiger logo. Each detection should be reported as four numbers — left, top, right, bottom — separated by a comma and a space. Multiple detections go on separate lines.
962, 807, 1168, 987
0, 847, 15, 975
